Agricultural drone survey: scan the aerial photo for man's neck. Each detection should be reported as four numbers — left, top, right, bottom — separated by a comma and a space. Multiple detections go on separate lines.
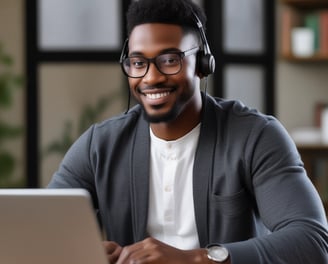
150, 106, 202, 141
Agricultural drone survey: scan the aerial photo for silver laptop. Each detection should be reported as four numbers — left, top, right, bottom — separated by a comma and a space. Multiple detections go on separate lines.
0, 188, 108, 264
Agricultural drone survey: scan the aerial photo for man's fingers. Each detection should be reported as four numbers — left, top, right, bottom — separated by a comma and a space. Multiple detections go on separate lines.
102, 241, 122, 264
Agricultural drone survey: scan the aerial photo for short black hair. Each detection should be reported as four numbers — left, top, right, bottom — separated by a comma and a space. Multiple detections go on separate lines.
126, 0, 207, 36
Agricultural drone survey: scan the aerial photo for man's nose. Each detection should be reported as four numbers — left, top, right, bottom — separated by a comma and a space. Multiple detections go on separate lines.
142, 62, 166, 83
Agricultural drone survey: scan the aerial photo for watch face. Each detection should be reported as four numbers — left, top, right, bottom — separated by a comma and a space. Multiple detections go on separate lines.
207, 245, 229, 262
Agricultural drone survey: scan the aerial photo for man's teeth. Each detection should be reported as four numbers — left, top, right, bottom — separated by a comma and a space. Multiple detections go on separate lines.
146, 92, 170, 99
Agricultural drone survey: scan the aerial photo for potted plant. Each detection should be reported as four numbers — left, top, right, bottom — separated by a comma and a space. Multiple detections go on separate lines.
0, 43, 24, 187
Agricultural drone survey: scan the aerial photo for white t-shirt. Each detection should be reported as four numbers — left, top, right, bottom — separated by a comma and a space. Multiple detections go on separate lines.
147, 124, 201, 250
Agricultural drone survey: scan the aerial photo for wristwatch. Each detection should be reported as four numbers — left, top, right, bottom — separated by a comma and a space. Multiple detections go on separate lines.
206, 244, 229, 263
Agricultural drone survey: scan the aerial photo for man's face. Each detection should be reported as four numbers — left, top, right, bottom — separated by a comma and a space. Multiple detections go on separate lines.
127, 23, 200, 123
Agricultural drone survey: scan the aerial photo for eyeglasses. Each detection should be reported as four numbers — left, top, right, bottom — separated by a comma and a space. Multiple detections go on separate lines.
120, 47, 199, 78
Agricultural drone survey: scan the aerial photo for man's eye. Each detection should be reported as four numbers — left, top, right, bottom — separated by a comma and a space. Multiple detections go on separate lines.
159, 54, 180, 66
130, 58, 147, 68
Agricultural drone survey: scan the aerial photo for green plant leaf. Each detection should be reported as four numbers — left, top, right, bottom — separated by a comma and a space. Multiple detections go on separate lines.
78, 106, 96, 134
0, 122, 23, 142
43, 91, 122, 158
0, 151, 15, 180
0, 43, 24, 186
0, 77, 12, 107
0, 68, 23, 109
0, 54, 13, 66
12, 75, 24, 87
43, 121, 74, 157
77, 95, 117, 134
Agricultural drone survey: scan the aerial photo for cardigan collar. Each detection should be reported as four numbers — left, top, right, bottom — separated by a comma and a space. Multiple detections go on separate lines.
130, 93, 217, 247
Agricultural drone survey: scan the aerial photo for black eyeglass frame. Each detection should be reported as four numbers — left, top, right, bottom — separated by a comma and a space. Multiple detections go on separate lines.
120, 46, 200, 78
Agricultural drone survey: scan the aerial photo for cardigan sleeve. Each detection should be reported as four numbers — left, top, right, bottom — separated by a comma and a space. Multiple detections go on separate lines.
47, 125, 98, 204
224, 119, 328, 263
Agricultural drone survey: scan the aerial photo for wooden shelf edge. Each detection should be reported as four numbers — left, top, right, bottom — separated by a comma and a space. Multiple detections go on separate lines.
297, 144, 328, 150
281, 54, 328, 62
280, 0, 328, 8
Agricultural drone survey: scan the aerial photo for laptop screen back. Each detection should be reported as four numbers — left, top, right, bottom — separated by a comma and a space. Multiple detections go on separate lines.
0, 188, 108, 264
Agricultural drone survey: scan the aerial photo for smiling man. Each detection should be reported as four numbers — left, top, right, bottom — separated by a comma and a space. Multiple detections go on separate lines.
125, 23, 202, 138
48, 0, 328, 263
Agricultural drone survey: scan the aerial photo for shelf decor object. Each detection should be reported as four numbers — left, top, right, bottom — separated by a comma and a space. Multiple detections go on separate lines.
280, 0, 328, 62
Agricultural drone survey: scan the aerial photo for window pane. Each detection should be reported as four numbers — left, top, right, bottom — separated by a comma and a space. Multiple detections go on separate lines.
39, 64, 126, 186
223, 0, 264, 54
38, 0, 122, 50
224, 65, 264, 112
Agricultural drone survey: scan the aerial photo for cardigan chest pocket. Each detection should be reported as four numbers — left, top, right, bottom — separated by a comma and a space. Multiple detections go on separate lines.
209, 189, 253, 217
208, 189, 256, 242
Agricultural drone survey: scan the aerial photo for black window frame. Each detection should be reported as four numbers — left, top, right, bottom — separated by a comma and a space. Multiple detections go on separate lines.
204, 0, 275, 115
25, 0, 131, 187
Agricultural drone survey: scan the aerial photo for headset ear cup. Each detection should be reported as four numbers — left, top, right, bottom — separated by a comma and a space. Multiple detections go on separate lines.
197, 51, 216, 76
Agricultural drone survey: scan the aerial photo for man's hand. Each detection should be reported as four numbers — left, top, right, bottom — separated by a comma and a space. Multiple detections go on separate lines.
115, 237, 208, 264
102, 241, 123, 264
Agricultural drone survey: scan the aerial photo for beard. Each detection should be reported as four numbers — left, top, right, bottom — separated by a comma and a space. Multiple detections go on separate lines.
141, 103, 180, 123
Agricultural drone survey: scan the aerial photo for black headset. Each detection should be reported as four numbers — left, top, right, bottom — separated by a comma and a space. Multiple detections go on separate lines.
192, 11, 215, 76
119, 11, 215, 77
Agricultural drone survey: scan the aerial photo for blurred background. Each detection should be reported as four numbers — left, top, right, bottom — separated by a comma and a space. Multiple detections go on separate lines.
0, 0, 328, 210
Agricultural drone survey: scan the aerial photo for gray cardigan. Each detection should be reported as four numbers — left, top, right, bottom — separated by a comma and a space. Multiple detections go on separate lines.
48, 93, 328, 263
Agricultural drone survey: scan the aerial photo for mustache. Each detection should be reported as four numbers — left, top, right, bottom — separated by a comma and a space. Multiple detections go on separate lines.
137, 85, 176, 94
